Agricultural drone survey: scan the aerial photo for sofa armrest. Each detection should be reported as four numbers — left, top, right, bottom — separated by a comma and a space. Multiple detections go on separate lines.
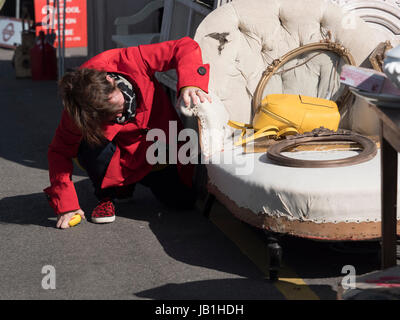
177, 91, 234, 159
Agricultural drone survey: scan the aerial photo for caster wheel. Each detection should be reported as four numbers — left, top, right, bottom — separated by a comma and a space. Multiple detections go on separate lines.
267, 237, 282, 281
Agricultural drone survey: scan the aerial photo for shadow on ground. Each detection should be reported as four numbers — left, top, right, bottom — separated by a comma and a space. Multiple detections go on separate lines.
279, 234, 381, 277
243, 222, 382, 280
0, 179, 264, 279
0, 176, 371, 300
134, 277, 336, 300
0, 177, 92, 228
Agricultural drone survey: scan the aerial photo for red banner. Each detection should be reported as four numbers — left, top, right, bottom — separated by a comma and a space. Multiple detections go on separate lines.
34, 0, 87, 48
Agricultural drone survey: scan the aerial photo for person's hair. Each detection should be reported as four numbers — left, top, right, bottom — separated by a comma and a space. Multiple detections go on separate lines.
59, 68, 120, 146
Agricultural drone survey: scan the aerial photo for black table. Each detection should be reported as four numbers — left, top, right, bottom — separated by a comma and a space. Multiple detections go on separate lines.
369, 104, 400, 269
350, 87, 400, 269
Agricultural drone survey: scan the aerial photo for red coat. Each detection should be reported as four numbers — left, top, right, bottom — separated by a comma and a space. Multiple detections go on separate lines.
44, 37, 209, 215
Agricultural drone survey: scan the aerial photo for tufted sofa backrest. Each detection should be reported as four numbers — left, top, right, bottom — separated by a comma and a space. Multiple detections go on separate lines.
194, 0, 398, 135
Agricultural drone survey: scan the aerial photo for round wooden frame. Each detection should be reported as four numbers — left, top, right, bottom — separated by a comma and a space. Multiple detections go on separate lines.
266, 129, 377, 168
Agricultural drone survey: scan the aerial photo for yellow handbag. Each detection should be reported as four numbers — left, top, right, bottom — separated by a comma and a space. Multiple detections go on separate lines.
228, 39, 356, 146
229, 94, 340, 145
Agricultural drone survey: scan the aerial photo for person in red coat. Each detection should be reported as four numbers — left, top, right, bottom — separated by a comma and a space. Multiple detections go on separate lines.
44, 37, 211, 229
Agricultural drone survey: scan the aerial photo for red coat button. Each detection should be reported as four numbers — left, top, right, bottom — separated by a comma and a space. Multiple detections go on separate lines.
197, 66, 207, 75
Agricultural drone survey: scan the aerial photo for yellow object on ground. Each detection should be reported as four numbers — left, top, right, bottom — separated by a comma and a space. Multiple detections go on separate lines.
68, 214, 82, 227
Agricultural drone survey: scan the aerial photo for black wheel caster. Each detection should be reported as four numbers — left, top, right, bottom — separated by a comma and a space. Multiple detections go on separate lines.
267, 234, 282, 281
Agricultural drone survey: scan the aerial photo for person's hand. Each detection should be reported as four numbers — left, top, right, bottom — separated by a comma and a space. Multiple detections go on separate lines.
180, 86, 212, 107
56, 209, 85, 229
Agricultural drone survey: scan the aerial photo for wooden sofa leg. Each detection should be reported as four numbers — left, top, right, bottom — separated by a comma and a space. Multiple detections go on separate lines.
266, 233, 283, 282
202, 193, 216, 219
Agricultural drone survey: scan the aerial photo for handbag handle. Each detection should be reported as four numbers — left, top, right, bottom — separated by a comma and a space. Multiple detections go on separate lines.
253, 40, 356, 115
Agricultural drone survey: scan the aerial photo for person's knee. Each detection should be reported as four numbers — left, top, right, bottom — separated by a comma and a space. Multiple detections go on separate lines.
140, 164, 197, 210
152, 183, 196, 210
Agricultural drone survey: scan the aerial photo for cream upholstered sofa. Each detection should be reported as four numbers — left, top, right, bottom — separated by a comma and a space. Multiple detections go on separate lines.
178, 0, 400, 252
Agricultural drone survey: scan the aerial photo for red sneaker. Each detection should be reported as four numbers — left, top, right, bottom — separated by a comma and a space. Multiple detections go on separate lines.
91, 198, 116, 224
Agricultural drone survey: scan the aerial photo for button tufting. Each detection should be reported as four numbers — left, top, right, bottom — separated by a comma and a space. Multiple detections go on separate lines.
261, 43, 273, 52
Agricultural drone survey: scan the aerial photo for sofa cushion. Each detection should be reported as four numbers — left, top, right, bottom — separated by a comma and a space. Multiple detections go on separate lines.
206, 148, 400, 224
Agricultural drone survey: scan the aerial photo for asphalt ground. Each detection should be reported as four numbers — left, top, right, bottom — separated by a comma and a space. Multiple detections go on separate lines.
0, 48, 390, 301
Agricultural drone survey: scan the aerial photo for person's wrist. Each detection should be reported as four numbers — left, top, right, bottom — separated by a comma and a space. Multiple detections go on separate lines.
59, 209, 80, 216
180, 86, 200, 93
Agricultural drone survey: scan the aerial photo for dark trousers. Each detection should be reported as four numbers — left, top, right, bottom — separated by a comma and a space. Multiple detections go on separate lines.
77, 140, 196, 210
